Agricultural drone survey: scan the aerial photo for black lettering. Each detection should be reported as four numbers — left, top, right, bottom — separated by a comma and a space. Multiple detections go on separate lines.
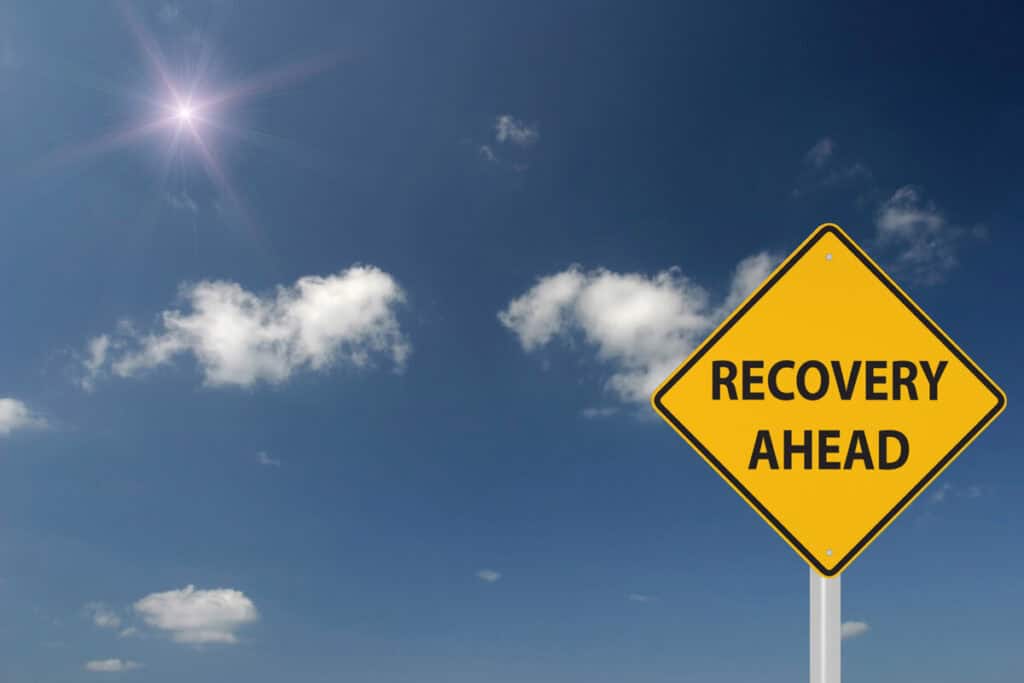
920, 360, 948, 400
865, 360, 887, 400
712, 361, 738, 400
767, 361, 795, 400
843, 430, 874, 469
784, 429, 814, 469
742, 360, 765, 400
831, 360, 861, 400
796, 361, 829, 400
818, 430, 841, 470
749, 430, 778, 469
878, 430, 909, 469
892, 361, 918, 400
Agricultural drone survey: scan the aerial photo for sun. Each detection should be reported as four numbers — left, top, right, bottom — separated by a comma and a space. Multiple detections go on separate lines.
31, 0, 343, 234
176, 104, 194, 124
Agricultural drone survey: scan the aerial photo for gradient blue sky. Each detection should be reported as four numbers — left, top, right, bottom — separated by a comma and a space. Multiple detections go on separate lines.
0, 1, 1021, 681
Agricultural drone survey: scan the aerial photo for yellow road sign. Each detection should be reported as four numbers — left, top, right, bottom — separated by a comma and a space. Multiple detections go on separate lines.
651, 223, 1005, 576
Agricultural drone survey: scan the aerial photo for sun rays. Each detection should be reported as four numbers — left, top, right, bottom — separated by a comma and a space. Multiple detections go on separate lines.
30, 1, 342, 236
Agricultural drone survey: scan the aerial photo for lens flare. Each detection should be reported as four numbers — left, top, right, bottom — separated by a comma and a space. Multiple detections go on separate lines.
29, 0, 343, 244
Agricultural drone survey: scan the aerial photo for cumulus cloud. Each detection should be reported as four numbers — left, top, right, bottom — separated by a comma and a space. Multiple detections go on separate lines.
499, 252, 778, 403
875, 186, 972, 285
85, 603, 121, 630
79, 266, 410, 389
0, 398, 46, 435
84, 658, 141, 672
495, 115, 539, 146
476, 569, 502, 583
134, 585, 258, 645
841, 621, 870, 640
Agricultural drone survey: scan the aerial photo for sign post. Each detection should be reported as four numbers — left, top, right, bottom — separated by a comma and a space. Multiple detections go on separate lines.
809, 571, 840, 683
651, 223, 1005, 680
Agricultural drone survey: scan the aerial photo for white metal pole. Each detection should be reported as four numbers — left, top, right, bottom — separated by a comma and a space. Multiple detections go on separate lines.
809, 568, 841, 683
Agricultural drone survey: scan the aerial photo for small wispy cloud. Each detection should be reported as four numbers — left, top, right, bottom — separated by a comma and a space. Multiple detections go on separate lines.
256, 451, 281, 467
875, 185, 981, 286
841, 621, 870, 640
581, 406, 617, 419
793, 137, 872, 198
804, 137, 835, 168
930, 482, 953, 504
79, 335, 110, 392
164, 190, 198, 213
794, 139, 983, 285
0, 398, 46, 436
476, 569, 502, 583
84, 658, 141, 672
476, 114, 539, 167
478, 144, 497, 162
930, 482, 982, 504
85, 603, 121, 630
495, 115, 539, 146
627, 593, 654, 603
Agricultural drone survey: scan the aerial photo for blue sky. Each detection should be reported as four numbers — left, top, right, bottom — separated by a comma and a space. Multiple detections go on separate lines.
0, 1, 1021, 681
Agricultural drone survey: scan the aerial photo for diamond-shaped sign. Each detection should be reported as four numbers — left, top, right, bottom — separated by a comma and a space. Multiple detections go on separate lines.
652, 224, 1005, 576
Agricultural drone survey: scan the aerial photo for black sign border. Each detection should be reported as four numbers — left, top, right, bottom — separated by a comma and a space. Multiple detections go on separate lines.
652, 223, 1006, 576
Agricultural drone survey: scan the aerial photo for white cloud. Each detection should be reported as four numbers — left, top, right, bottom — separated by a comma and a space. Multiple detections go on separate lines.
479, 144, 496, 162
85, 603, 121, 630
256, 451, 281, 467
876, 186, 966, 285
80, 335, 110, 391
627, 593, 653, 603
80, 266, 410, 389
720, 252, 781, 313
118, 627, 139, 639
841, 621, 870, 640
499, 253, 778, 404
793, 137, 872, 198
495, 115, 538, 146
0, 398, 46, 436
476, 570, 501, 583
84, 658, 141, 672
804, 137, 835, 168
134, 585, 258, 645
